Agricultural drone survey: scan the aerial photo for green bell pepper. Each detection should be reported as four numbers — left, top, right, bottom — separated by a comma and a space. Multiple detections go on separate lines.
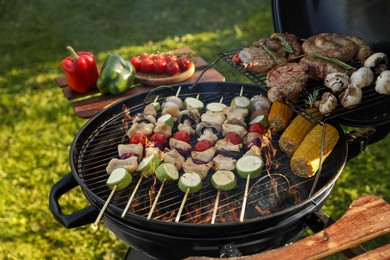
97, 54, 136, 95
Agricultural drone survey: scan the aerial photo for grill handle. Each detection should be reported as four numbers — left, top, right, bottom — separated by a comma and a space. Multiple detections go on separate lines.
346, 123, 390, 161
49, 173, 98, 228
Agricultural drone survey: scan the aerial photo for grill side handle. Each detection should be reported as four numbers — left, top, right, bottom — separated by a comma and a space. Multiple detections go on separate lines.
49, 173, 98, 228
346, 123, 390, 161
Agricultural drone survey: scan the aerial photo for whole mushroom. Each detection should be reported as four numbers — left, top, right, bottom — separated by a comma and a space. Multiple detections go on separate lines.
364, 52, 388, 74
375, 70, 390, 95
324, 72, 350, 94
318, 92, 338, 115
350, 67, 375, 88
338, 84, 362, 108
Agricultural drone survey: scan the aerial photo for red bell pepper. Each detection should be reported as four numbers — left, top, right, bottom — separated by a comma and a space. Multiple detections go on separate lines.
60, 46, 99, 93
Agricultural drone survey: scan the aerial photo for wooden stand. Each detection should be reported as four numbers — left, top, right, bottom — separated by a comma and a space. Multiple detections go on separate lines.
185, 194, 390, 260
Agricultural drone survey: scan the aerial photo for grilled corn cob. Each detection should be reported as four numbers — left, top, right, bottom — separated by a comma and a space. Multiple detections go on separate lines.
290, 123, 339, 178
268, 101, 294, 132
279, 107, 323, 157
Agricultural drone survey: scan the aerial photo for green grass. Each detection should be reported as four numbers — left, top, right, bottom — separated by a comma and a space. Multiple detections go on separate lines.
0, 0, 388, 259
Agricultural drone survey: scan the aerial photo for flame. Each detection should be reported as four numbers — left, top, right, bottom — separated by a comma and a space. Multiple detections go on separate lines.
261, 128, 279, 172
161, 211, 176, 221
255, 205, 271, 216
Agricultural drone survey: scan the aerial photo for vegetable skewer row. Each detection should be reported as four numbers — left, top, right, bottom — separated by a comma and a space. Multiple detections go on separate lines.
175, 172, 203, 223
147, 93, 204, 219
106, 96, 162, 174
92, 167, 133, 228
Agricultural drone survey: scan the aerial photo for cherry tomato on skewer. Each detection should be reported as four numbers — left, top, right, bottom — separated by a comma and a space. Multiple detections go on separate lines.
194, 139, 213, 152
130, 131, 148, 147
173, 131, 191, 143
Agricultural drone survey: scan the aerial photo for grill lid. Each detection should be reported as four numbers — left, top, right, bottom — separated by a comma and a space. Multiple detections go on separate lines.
271, 0, 390, 55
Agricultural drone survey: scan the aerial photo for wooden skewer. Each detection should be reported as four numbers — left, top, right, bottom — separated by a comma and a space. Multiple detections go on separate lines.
147, 179, 166, 220
175, 86, 182, 97
210, 96, 226, 224
175, 188, 190, 223
196, 93, 200, 100
240, 86, 244, 96
92, 185, 117, 229
211, 190, 221, 224
239, 175, 251, 222
153, 95, 159, 103
121, 174, 144, 218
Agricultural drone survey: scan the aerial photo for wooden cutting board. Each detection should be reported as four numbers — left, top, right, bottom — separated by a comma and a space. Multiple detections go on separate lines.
135, 62, 195, 86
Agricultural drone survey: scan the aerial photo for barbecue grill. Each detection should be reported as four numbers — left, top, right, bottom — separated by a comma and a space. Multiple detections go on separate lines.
50, 0, 390, 259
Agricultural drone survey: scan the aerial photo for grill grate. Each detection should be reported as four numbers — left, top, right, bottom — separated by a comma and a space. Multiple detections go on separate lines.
75, 87, 344, 224
218, 49, 390, 126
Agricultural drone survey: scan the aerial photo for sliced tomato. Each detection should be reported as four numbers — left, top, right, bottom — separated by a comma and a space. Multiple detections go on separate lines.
225, 132, 242, 145
194, 139, 212, 152
129, 131, 148, 147
248, 123, 266, 134
173, 131, 191, 143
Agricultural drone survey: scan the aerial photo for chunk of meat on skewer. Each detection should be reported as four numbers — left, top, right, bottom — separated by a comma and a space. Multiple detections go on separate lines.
106, 156, 138, 174
222, 122, 247, 138
191, 147, 217, 163
177, 123, 195, 136
215, 138, 242, 153
197, 133, 219, 144
223, 107, 248, 120
201, 111, 225, 125
117, 143, 144, 161
163, 149, 185, 170
212, 154, 237, 171
182, 157, 213, 179
153, 122, 173, 138
127, 122, 154, 138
